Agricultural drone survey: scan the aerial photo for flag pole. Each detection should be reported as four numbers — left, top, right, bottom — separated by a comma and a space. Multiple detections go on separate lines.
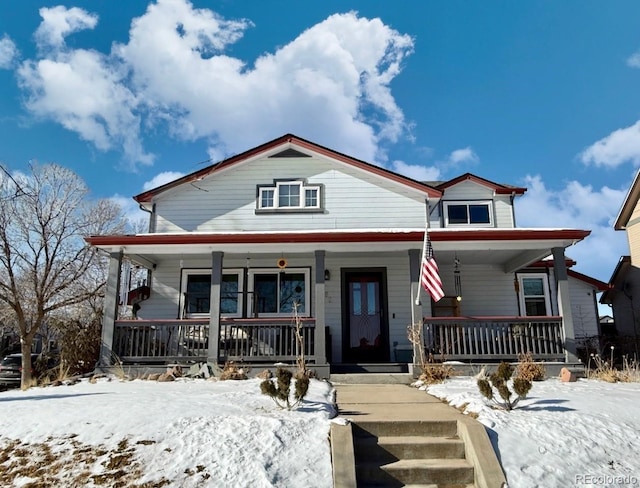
415, 200, 430, 306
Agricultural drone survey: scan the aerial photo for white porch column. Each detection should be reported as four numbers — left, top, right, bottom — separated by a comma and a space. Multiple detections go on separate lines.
207, 251, 223, 363
552, 246, 579, 362
409, 249, 422, 365
99, 251, 122, 367
314, 250, 327, 365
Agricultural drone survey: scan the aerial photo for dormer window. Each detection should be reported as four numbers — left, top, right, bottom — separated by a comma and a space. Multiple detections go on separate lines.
443, 201, 493, 227
257, 180, 322, 212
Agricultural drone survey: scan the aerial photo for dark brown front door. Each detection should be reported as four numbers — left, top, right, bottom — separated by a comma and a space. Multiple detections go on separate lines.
342, 270, 389, 362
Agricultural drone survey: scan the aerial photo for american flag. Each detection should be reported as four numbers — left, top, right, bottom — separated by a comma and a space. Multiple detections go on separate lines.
420, 230, 444, 302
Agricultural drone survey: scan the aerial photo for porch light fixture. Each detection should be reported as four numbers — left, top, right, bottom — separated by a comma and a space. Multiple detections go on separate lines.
324, 269, 330, 281
454, 256, 462, 301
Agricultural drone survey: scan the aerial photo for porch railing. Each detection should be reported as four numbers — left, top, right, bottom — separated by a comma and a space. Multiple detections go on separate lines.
220, 318, 316, 362
113, 319, 210, 363
112, 318, 316, 364
422, 316, 565, 361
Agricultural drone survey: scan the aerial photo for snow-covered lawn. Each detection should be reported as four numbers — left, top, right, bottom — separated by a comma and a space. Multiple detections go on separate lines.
2, 374, 640, 488
427, 376, 640, 488
0, 376, 336, 488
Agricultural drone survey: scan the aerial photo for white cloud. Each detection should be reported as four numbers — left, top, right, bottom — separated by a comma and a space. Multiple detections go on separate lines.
428, 146, 479, 176
627, 50, 640, 68
142, 171, 185, 191
390, 160, 440, 181
34, 6, 98, 52
516, 175, 628, 282
0, 35, 18, 69
13, 1, 413, 170
580, 120, 640, 168
448, 147, 478, 165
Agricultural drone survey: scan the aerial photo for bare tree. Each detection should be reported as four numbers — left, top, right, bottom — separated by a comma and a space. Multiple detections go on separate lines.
0, 163, 124, 388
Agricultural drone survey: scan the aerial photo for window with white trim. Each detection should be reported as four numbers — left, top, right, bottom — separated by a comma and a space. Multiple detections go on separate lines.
180, 269, 244, 318
248, 268, 310, 317
443, 201, 493, 227
257, 180, 321, 210
517, 273, 551, 316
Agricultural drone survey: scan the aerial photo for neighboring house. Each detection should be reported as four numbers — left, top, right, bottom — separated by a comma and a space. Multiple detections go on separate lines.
600, 170, 640, 358
87, 134, 598, 376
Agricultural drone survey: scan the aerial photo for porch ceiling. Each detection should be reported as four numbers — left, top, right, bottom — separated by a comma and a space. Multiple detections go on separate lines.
87, 228, 589, 273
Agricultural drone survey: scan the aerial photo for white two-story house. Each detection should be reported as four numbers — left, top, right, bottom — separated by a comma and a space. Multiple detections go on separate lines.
87, 134, 602, 376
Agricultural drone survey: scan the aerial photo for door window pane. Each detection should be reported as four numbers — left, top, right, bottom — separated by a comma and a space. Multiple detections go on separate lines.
367, 282, 377, 315
352, 283, 362, 315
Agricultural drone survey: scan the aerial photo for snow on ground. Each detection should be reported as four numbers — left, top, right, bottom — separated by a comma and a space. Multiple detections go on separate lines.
3, 374, 640, 488
426, 376, 640, 488
0, 376, 336, 488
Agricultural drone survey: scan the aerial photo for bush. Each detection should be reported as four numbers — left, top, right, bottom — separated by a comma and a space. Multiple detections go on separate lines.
219, 361, 248, 380
588, 350, 640, 383
515, 352, 546, 381
418, 363, 455, 385
477, 362, 532, 411
260, 367, 309, 410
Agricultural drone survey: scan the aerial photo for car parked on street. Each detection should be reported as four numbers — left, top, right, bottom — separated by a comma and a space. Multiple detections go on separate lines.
0, 353, 41, 388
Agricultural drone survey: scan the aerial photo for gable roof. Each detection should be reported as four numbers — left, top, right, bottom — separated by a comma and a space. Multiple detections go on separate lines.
434, 173, 527, 195
566, 269, 608, 291
614, 169, 640, 230
134, 133, 442, 203
600, 255, 630, 303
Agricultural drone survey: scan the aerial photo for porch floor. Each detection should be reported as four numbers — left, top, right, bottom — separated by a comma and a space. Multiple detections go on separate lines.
330, 363, 409, 374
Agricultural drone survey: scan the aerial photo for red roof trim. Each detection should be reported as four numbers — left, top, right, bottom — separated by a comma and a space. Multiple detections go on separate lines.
529, 258, 577, 268
435, 173, 526, 195
428, 229, 590, 241
134, 134, 441, 202
86, 228, 590, 247
567, 269, 608, 291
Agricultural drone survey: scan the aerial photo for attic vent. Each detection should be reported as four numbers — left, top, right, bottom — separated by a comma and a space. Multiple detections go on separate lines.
269, 148, 311, 158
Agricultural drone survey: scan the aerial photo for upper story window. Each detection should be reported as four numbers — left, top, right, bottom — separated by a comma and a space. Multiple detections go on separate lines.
257, 180, 322, 212
443, 201, 493, 227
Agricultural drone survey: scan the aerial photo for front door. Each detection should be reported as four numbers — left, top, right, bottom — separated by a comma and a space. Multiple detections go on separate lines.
342, 270, 389, 362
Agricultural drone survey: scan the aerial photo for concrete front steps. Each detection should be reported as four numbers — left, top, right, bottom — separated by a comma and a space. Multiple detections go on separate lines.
352, 419, 475, 487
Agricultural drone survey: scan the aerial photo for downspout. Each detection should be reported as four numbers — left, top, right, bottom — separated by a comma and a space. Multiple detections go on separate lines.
510, 191, 517, 227
138, 203, 155, 233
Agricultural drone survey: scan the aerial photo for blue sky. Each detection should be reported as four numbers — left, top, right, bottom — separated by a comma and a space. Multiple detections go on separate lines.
1, 0, 640, 297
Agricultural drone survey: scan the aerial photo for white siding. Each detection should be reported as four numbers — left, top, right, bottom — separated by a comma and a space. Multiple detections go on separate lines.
434, 264, 520, 316
569, 278, 600, 340
442, 180, 494, 200
494, 196, 515, 228
153, 157, 428, 233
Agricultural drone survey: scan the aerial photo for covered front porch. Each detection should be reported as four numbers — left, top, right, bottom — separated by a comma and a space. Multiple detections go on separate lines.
88, 228, 589, 377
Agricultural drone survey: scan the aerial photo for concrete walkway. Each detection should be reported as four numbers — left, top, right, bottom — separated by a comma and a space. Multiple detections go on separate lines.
331, 383, 507, 488
335, 383, 466, 421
